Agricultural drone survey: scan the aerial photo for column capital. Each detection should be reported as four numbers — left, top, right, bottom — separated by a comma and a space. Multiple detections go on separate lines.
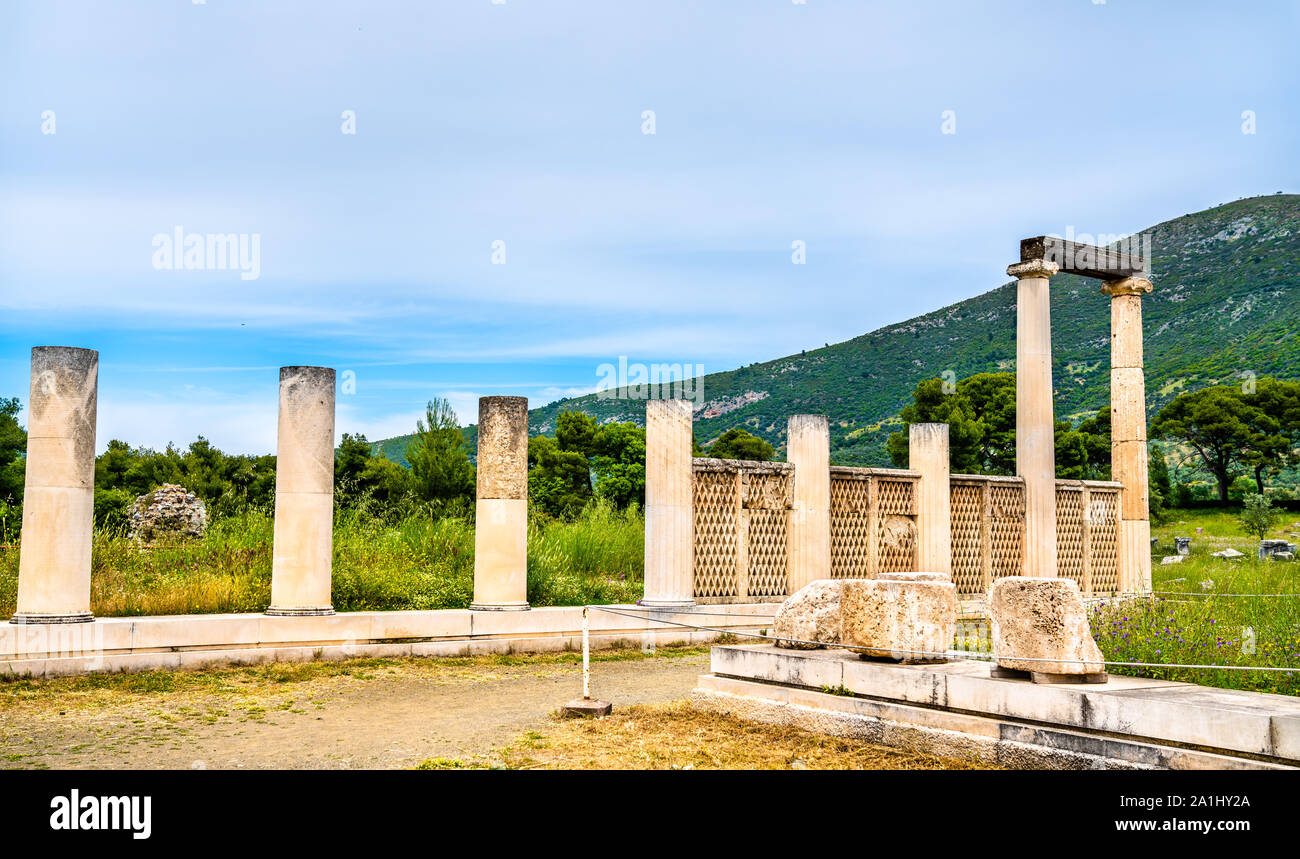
1007, 259, 1059, 280
1100, 276, 1154, 297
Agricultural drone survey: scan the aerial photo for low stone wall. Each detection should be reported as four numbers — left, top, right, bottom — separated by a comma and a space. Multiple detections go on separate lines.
0, 604, 777, 678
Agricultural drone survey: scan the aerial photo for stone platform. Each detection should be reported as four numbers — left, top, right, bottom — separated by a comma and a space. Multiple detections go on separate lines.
691, 645, 1300, 769
0, 604, 776, 678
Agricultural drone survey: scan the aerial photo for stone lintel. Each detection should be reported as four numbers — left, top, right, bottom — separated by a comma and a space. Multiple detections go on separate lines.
1020, 236, 1149, 280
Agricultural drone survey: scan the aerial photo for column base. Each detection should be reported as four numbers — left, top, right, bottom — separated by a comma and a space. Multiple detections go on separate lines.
9, 611, 94, 625
469, 602, 530, 612
265, 606, 335, 617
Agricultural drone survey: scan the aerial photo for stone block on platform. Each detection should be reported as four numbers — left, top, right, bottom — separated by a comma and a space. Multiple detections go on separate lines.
840, 578, 957, 663
989, 576, 1104, 676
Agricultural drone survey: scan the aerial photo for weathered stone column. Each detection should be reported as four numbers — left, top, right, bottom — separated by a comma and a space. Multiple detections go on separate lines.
642, 399, 694, 607
472, 396, 529, 611
910, 422, 951, 576
1008, 258, 1060, 578
267, 367, 336, 616
786, 414, 830, 593
1102, 276, 1154, 593
13, 347, 98, 624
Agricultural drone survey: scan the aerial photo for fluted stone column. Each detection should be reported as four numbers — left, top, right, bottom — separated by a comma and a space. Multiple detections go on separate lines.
267, 367, 336, 616
642, 399, 694, 607
472, 396, 529, 611
1008, 258, 1060, 578
786, 414, 830, 593
1103, 276, 1155, 593
13, 347, 98, 624
910, 422, 952, 576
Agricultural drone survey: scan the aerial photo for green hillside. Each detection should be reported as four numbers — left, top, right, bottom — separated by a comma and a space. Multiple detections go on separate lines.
374, 193, 1300, 467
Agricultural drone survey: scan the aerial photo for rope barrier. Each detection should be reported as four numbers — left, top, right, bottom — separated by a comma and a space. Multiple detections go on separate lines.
588, 604, 1300, 674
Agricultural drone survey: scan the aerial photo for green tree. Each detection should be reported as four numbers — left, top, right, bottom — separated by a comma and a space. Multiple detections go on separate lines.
405, 398, 475, 503
555, 411, 598, 461
1240, 377, 1300, 493
708, 427, 774, 461
1149, 443, 1172, 516
1238, 493, 1279, 540
591, 421, 646, 508
1151, 385, 1256, 504
336, 432, 414, 509
0, 397, 26, 506
527, 434, 592, 518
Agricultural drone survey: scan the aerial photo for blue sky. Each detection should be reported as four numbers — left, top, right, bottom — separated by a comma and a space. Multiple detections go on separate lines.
2, 0, 1297, 454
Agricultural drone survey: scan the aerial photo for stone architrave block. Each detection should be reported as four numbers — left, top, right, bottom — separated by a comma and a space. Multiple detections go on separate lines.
773, 579, 845, 650
840, 578, 957, 663
989, 577, 1104, 675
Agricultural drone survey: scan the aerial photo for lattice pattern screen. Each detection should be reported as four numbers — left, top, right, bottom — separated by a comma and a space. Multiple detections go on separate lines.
988, 482, 1026, 581
691, 460, 792, 602
1088, 487, 1121, 594
950, 481, 986, 595
948, 477, 1026, 596
828, 469, 919, 578
876, 476, 917, 572
1052, 481, 1122, 596
829, 474, 870, 578
692, 469, 738, 599
1056, 486, 1086, 588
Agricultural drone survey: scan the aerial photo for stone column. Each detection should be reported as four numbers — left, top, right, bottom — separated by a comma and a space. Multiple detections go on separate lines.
13, 346, 98, 624
267, 367, 336, 616
910, 422, 952, 576
472, 396, 529, 611
786, 414, 830, 593
642, 399, 694, 607
1008, 259, 1060, 578
1102, 276, 1155, 593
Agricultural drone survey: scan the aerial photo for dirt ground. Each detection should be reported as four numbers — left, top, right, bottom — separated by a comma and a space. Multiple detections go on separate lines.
0, 647, 984, 770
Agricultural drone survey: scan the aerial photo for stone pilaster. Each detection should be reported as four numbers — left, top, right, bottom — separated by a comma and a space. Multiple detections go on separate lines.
642, 399, 695, 607
267, 367, 337, 616
1008, 258, 1060, 578
786, 414, 830, 593
13, 346, 98, 624
910, 422, 952, 576
1102, 276, 1154, 593
471, 396, 529, 610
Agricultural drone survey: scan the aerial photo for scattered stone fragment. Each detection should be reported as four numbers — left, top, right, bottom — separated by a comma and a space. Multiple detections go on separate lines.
128, 484, 208, 545
1210, 548, 1245, 560
1160, 555, 1184, 565
1174, 537, 1191, 555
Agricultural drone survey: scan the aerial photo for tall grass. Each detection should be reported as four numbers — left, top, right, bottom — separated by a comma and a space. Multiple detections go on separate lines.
0, 500, 644, 617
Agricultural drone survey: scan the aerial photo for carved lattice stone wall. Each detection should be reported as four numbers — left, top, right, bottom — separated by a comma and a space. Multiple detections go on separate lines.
828, 467, 918, 578
949, 475, 1025, 596
690, 459, 1122, 603
691, 459, 793, 603
1054, 480, 1122, 595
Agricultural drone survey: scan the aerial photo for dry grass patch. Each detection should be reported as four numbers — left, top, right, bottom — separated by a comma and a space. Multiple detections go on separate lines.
0, 644, 709, 715
493, 702, 995, 770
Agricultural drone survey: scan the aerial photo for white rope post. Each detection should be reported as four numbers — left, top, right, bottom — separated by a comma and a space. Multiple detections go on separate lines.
582, 604, 590, 700
561, 604, 611, 717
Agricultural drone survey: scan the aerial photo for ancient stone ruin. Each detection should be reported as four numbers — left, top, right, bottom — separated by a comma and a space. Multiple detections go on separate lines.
128, 483, 208, 544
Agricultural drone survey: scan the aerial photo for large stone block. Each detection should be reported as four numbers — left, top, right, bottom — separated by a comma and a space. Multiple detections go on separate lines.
773, 579, 844, 649
989, 576, 1104, 675
840, 578, 957, 663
